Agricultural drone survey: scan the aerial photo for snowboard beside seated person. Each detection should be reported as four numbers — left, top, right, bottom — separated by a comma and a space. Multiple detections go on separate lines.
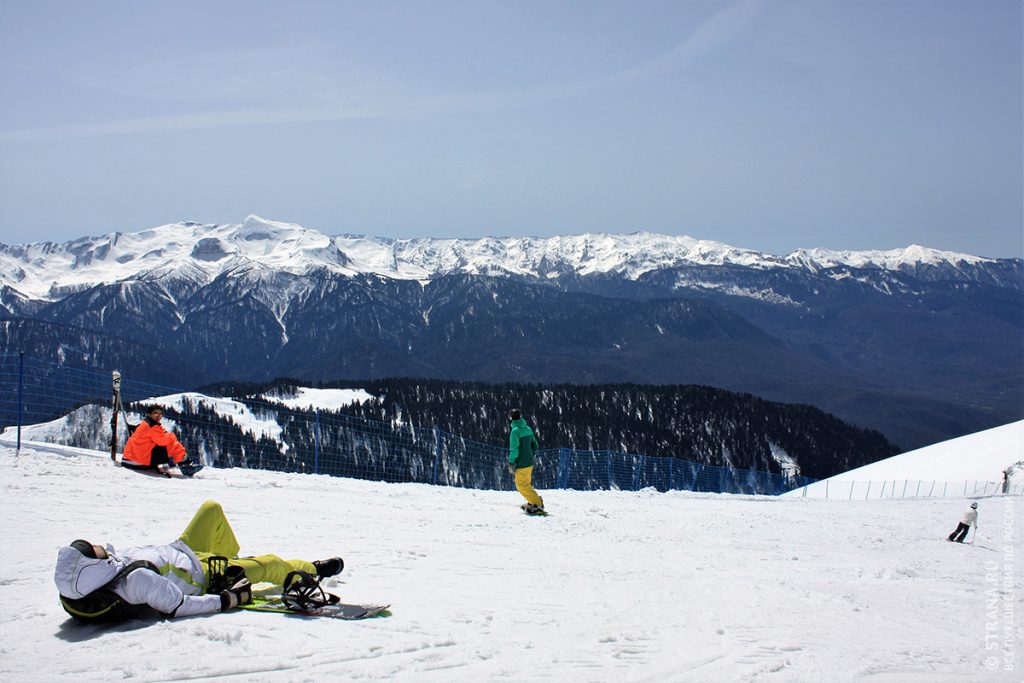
54, 500, 343, 619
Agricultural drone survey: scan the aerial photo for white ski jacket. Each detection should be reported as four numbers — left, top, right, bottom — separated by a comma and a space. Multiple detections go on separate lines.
55, 540, 222, 618
960, 508, 978, 527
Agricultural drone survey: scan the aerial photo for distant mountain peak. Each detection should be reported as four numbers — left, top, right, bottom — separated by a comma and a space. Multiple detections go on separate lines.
0, 216, 1010, 301
787, 244, 992, 270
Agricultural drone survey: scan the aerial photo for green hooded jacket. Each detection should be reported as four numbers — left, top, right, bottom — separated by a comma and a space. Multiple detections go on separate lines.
508, 418, 539, 469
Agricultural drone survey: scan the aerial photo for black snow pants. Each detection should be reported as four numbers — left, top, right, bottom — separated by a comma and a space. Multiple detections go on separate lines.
948, 522, 971, 542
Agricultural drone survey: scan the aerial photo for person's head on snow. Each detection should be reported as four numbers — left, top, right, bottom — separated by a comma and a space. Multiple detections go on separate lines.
54, 539, 119, 599
971, 502, 978, 509
146, 405, 164, 424
509, 409, 522, 422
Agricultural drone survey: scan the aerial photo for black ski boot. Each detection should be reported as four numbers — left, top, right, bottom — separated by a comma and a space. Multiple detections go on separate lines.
313, 557, 344, 578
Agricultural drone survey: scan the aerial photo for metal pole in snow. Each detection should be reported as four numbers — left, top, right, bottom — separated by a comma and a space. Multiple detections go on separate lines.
314, 408, 320, 475
16, 352, 24, 454
432, 427, 440, 486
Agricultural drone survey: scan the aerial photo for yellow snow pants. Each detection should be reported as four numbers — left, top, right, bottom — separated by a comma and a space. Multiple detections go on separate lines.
179, 500, 316, 586
515, 466, 544, 507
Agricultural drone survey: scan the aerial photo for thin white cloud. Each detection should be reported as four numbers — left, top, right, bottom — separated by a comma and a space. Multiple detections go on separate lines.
1, 0, 762, 143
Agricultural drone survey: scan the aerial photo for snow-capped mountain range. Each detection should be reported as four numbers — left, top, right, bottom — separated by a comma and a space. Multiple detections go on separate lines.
0, 215, 1008, 300
1, 215, 1020, 455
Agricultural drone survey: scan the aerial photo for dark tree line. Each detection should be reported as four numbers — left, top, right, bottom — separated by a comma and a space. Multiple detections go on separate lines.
203, 378, 899, 479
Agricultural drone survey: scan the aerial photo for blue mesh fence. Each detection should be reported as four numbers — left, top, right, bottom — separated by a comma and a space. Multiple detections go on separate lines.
0, 353, 813, 495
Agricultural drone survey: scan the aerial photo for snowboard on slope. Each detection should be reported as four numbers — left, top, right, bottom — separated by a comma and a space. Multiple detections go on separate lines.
239, 572, 389, 620
520, 504, 549, 517
240, 597, 390, 620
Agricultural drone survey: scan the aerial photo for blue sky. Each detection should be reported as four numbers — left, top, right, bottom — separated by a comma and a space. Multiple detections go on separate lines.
1, 0, 1021, 257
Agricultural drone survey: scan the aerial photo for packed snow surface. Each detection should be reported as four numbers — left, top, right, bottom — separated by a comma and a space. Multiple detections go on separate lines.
1, 442, 1021, 682
790, 420, 1024, 498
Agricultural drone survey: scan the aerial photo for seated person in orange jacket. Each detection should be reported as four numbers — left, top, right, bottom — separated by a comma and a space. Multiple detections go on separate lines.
122, 405, 190, 472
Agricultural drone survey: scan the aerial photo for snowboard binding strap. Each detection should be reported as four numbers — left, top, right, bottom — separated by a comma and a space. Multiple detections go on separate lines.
281, 571, 339, 611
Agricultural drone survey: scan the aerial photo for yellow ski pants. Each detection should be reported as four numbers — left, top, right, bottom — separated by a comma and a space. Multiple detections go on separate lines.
179, 500, 316, 586
514, 466, 544, 507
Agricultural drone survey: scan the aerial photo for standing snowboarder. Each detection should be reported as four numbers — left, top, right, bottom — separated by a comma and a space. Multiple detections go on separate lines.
947, 501, 978, 543
508, 409, 544, 514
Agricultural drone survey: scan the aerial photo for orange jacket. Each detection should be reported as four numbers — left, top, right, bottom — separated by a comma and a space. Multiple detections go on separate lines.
122, 419, 187, 465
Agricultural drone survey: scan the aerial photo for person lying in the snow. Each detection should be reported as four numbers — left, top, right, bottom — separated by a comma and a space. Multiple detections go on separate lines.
54, 500, 343, 622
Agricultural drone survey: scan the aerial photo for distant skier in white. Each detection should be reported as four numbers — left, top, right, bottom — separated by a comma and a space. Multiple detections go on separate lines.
946, 501, 977, 543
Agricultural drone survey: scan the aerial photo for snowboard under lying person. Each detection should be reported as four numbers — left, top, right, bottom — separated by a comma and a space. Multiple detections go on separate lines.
54, 500, 343, 622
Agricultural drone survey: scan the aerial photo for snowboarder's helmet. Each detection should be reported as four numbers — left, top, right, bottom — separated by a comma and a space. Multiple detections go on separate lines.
971, 502, 978, 509
509, 409, 521, 421
70, 539, 98, 558
69, 539, 108, 559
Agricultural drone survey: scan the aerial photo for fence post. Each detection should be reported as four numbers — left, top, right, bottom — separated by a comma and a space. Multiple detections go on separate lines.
432, 427, 441, 486
607, 451, 612, 490
557, 448, 570, 489
866, 481, 872, 500
634, 455, 644, 491
16, 352, 24, 453
929, 481, 936, 497
314, 408, 321, 475
825, 479, 829, 499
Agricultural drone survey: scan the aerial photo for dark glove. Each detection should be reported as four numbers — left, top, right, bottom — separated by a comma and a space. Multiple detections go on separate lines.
219, 577, 253, 611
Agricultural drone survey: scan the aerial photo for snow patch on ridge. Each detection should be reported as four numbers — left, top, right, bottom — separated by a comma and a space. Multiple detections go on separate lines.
259, 387, 378, 411
150, 392, 286, 448
672, 278, 802, 306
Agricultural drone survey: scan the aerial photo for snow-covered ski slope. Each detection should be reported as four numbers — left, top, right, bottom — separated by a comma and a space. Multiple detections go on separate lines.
1, 442, 1021, 682
789, 421, 1024, 499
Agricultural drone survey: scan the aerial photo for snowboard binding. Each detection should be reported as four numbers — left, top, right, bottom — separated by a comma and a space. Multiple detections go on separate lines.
281, 571, 339, 612
205, 557, 246, 594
